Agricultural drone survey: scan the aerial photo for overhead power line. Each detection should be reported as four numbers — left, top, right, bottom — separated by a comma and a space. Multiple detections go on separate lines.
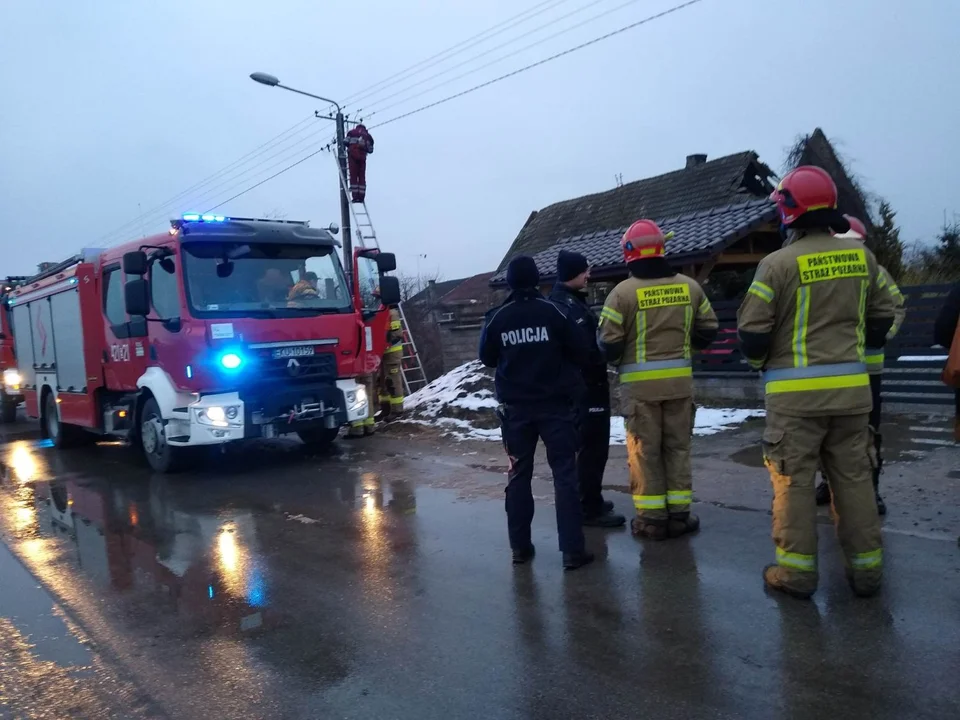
358, 0, 645, 120
200, 0, 705, 212
343, 0, 575, 109
98, 0, 583, 240
371, 0, 705, 129
96, 114, 316, 242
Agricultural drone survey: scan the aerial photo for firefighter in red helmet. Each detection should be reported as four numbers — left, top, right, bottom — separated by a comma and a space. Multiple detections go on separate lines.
738, 166, 896, 598
815, 215, 906, 515
597, 220, 718, 541
346, 124, 374, 203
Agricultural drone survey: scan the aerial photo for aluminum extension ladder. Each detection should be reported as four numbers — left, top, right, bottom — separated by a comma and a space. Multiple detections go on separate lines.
335, 155, 426, 396
396, 302, 428, 396
334, 156, 379, 250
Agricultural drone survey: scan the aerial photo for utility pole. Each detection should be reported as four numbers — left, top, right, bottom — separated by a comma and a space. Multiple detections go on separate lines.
249, 72, 355, 291
334, 110, 353, 291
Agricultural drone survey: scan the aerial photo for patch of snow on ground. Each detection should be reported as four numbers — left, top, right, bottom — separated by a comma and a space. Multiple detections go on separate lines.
609, 408, 765, 444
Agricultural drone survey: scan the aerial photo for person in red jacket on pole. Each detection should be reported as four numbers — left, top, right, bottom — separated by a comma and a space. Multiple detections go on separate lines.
346, 124, 374, 203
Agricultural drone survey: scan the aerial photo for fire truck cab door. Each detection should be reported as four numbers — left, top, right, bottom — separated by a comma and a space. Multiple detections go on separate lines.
101, 264, 149, 390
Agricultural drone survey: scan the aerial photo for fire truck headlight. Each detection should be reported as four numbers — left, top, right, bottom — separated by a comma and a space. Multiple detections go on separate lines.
352, 385, 367, 407
219, 352, 243, 370
3, 369, 22, 390
206, 406, 226, 423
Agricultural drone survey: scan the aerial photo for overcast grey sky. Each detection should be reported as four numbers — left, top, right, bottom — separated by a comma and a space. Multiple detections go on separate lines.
1, 0, 956, 282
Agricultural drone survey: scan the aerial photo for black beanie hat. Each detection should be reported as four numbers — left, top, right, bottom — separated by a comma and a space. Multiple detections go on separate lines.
557, 250, 589, 282
506, 255, 540, 290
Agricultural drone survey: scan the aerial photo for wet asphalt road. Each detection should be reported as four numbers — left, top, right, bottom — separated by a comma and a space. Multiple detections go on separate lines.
1, 418, 959, 719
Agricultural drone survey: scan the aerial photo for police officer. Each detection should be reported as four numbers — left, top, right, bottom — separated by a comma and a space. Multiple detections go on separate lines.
738, 166, 895, 598
549, 251, 626, 528
479, 255, 595, 570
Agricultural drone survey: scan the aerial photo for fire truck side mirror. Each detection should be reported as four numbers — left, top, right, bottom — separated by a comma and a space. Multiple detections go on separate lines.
122, 251, 148, 276
378, 276, 401, 306
124, 278, 150, 317
376, 252, 397, 273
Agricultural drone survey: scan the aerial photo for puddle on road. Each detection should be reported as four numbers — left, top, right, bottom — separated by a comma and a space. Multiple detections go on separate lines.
729, 445, 764, 468
0, 438, 428, 643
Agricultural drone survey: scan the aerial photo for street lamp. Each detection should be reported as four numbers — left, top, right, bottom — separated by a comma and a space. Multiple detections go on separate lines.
249, 71, 353, 288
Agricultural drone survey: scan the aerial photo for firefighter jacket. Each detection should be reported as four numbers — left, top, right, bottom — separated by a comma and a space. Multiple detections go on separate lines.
865, 265, 906, 375
737, 231, 896, 417
597, 271, 718, 402
346, 126, 374, 154
548, 283, 607, 386
385, 307, 403, 358
287, 280, 318, 303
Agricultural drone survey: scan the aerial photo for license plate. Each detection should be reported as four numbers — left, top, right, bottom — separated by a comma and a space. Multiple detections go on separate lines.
272, 346, 316, 359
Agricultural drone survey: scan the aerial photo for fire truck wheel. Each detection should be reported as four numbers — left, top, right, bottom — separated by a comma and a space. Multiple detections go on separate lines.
42, 390, 86, 447
0, 401, 16, 424
139, 397, 189, 473
296, 426, 341, 448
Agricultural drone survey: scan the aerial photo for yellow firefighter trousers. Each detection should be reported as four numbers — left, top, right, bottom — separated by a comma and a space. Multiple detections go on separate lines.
762, 411, 882, 594
348, 374, 377, 436
625, 396, 694, 521
384, 351, 404, 413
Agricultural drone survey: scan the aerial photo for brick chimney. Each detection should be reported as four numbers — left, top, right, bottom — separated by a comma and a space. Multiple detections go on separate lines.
685, 154, 707, 168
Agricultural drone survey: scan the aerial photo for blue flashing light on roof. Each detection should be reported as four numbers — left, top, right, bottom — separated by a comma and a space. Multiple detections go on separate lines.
182, 213, 227, 223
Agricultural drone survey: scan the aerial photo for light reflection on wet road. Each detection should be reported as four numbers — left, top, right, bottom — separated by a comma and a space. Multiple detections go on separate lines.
0, 429, 958, 719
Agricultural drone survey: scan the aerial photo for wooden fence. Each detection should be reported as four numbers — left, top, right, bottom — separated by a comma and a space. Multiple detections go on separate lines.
693, 283, 955, 407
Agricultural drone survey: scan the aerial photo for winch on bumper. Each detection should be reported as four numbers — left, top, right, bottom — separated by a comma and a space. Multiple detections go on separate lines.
166, 379, 368, 446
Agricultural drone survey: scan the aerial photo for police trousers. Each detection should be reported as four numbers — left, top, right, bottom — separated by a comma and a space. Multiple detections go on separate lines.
624, 395, 694, 521
577, 381, 611, 514
763, 411, 883, 595
498, 403, 585, 554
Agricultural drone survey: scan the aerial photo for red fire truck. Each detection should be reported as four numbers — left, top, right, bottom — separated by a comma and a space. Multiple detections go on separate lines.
1, 276, 29, 423
7, 214, 399, 471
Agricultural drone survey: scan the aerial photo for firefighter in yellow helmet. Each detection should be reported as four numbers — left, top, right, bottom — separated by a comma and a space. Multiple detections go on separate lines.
597, 220, 718, 540
738, 166, 896, 599
815, 215, 906, 516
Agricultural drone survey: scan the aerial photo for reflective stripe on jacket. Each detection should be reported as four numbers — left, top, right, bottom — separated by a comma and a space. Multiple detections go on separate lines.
737, 232, 896, 416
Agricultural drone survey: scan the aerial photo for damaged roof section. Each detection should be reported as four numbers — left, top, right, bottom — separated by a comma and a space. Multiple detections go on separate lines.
496, 151, 776, 271
490, 197, 777, 285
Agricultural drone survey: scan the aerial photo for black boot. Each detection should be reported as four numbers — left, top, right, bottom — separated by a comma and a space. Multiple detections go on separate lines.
582, 507, 626, 528
562, 551, 595, 571
512, 544, 536, 565
631, 516, 668, 541
815, 480, 831, 506
602, 499, 615, 513
667, 512, 701, 538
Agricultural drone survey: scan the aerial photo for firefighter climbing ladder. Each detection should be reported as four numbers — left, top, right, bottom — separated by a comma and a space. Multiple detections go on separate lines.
336, 155, 426, 397
335, 158, 378, 250
396, 302, 428, 396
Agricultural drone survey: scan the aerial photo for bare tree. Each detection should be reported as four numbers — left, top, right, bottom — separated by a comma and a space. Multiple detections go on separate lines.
262, 207, 288, 220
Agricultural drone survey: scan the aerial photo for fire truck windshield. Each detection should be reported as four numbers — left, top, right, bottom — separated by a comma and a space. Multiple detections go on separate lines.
182, 242, 352, 318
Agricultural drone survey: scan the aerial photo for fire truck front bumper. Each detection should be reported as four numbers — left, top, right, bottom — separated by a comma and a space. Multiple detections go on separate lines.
166, 380, 369, 446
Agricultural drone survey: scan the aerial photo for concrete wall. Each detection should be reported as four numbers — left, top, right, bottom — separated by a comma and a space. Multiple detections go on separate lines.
437, 317, 484, 375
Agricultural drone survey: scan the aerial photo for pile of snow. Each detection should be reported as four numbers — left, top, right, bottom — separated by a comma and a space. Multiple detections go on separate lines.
402, 361, 500, 440
402, 361, 763, 443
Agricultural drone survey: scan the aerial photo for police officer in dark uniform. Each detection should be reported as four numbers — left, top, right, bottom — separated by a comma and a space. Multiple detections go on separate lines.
479, 256, 595, 570
549, 251, 626, 528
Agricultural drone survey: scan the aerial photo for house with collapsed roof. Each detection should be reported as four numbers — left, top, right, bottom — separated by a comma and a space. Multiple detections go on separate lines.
411, 130, 871, 377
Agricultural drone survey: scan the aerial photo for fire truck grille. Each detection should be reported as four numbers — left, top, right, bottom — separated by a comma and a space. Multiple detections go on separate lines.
258, 351, 338, 384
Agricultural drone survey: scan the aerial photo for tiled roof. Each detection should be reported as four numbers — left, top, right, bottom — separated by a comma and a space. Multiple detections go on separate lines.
438, 272, 496, 305
496, 151, 774, 271
490, 198, 777, 285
